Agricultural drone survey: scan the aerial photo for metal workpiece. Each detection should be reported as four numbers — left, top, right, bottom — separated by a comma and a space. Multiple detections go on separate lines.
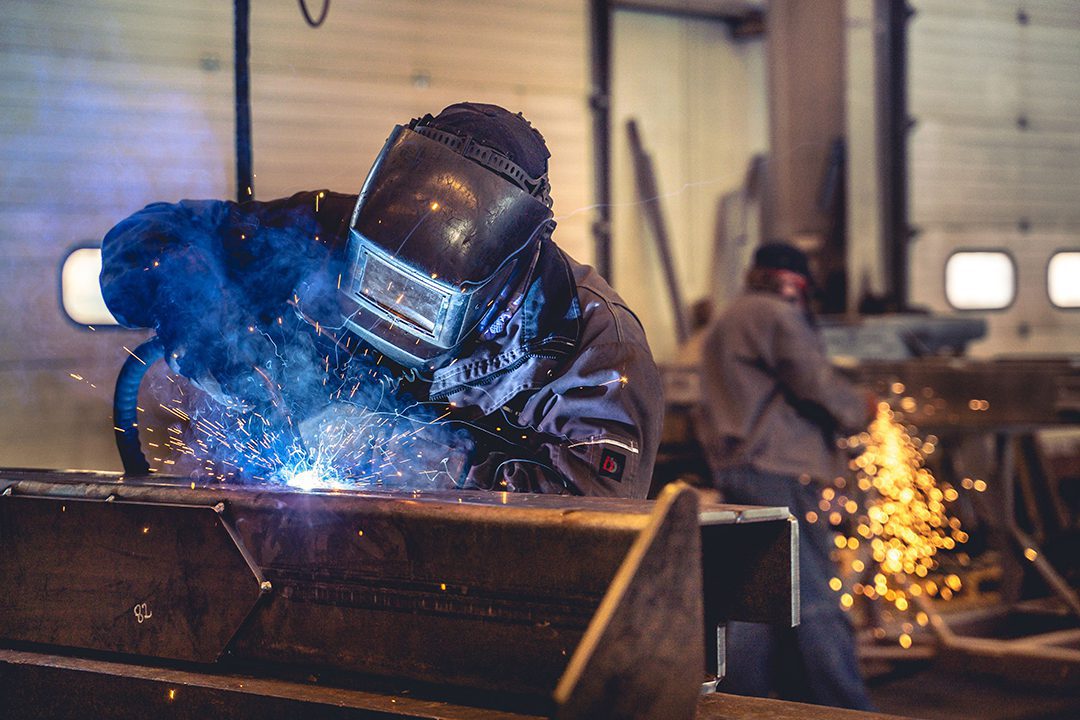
0, 493, 264, 664
703, 514, 800, 630
0, 647, 905, 720
554, 481, 703, 720
846, 357, 1080, 684
0, 468, 795, 719
849, 357, 1080, 430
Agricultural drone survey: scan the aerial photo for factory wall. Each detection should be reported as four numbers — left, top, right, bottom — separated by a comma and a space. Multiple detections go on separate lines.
906, 0, 1080, 356
610, 9, 768, 361
9, 1, 1074, 474
765, 0, 844, 247
0, 0, 592, 471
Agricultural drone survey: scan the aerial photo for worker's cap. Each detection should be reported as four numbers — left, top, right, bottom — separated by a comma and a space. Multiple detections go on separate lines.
753, 242, 811, 281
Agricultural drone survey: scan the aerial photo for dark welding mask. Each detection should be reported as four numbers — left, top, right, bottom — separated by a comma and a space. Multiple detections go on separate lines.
340, 118, 554, 369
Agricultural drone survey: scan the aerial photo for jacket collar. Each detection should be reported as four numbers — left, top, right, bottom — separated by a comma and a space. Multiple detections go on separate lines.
428, 239, 581, 412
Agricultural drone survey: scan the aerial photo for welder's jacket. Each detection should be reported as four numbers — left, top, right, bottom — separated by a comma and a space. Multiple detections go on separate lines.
698, 291, 868, 483
100, 191, 661, 498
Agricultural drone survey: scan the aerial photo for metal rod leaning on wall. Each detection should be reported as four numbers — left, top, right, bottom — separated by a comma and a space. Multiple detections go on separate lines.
626, 119, 691, 344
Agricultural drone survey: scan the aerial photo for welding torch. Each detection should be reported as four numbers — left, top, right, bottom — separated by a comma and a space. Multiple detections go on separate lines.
113, 335, 310, 476
252, 365, 311, 464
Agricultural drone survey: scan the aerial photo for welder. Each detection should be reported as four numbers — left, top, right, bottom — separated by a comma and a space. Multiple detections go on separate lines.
698, 242, 876, 710
99, 103, 661, 498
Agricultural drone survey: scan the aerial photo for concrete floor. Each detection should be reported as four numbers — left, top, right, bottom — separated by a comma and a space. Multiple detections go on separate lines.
868, 662, 1080, 720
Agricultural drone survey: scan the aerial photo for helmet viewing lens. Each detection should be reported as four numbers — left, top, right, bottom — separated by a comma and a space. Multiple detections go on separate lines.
355, 242, 448, 337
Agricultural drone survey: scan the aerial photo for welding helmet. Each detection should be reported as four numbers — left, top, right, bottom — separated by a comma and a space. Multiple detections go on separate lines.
341, 103, 555, 368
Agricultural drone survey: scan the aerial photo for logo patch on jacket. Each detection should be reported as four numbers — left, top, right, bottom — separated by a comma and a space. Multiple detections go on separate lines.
598, 449, 626, 483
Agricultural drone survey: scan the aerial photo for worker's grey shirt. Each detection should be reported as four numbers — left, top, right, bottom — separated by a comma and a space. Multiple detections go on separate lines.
699, 291, 867, 483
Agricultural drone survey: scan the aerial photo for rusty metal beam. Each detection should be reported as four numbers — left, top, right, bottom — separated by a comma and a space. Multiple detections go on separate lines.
0, 495, 264, 663
0, 647, 904, 720
0, 469, 794, 719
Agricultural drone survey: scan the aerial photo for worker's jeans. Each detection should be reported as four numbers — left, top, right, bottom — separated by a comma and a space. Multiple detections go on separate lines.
714, 466, 876, 711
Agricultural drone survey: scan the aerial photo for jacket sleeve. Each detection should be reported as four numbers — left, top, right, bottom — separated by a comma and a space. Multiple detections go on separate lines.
768, 304, 869, 433
99, 191, 352, 331
466, 310, 663, 500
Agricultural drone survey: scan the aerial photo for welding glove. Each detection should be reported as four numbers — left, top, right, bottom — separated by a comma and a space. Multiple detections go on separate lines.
380, 417, 474, 490
155, 285, 277, 412
296, 402, 473, 490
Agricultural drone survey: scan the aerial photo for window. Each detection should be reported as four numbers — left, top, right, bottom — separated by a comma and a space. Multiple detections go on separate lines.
61, 247, 118, 325
1048, 252, 1080, 309
945, 251, 1015, 310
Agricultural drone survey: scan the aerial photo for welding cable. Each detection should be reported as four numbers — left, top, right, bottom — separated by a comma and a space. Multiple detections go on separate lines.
113, 336, 165, 476
298, 0, 330, 27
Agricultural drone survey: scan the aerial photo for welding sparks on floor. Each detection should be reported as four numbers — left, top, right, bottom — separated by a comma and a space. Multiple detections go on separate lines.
812, 391, 978, 648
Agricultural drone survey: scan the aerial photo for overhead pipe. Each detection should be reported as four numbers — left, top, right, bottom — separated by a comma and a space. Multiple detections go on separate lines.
589, 0, 613, 282
234, 0, 253, 202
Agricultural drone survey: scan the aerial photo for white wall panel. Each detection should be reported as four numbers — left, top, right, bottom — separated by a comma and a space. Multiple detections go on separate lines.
906, 0, 1080, 356
0, 0, 233, 471
248, 1, 592, 261
611, 9, 767, 361
909, 229, 1080, 353
0, 0, 592, 470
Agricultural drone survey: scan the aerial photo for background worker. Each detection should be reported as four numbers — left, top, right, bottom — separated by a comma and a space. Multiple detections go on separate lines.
698, 242, 876, 710
100, 102, 662, 497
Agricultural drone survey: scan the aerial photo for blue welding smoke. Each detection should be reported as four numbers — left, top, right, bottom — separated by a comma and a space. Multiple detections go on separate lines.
157, 350, 472, 491
131, 210, 474, 491
154, 318, 474, 490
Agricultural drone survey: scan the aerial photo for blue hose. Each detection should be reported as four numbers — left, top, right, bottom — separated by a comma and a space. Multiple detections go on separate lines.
113, 337, 165, 476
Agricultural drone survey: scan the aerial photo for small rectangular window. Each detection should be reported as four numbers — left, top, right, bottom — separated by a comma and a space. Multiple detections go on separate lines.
61, 247, 118, 325
1048, 252, 1080, 309
945, 251, 1015, 310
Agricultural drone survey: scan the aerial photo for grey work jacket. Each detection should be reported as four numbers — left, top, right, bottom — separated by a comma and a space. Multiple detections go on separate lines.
698, 291, 868, 483
100, 191, 662, 498
438, 250, 661, 498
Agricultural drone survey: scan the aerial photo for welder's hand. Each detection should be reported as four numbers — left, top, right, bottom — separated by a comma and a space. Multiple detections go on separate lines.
156, 303, 277, 411
864, 389, 881, 424
157, 310, 217, 380
212, 331, 282, 412
384, 419, 475, 490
